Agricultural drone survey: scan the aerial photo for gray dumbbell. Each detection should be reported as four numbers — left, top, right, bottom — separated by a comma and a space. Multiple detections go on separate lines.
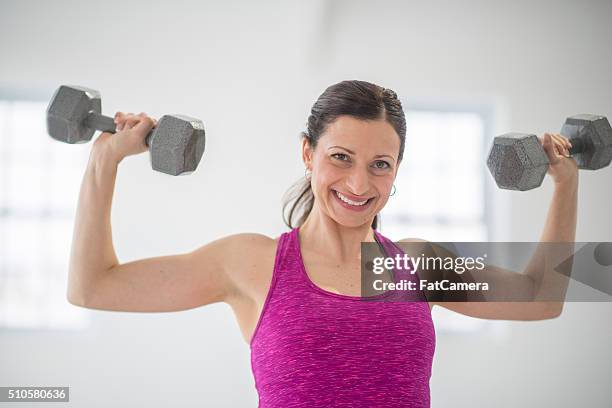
46, 85, 206, 176
487, 114, 612, 191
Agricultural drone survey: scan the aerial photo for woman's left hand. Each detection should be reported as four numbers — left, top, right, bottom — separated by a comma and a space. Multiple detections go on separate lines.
538, 132, 579, 187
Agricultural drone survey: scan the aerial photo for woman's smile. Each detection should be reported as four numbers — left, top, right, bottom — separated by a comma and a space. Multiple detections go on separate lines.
331, 189, 375, 212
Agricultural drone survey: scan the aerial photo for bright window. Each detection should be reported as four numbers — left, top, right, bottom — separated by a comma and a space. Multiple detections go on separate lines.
0, 99, 90, 330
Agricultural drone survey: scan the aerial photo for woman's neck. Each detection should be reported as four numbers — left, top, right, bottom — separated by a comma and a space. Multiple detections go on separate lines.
299, 210, 377, 263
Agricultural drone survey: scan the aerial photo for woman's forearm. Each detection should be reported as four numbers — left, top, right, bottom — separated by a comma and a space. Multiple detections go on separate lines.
538, 178, 578, 243
523, 177, 578, 309
67, 143, 122, 304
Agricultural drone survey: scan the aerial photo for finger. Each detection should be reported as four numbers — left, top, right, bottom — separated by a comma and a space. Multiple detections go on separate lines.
552, 133, 570, 156
541, 133, 551, 150
114, 112, 127, 130
136, 112, 158, 127
133, 115, 155, 134
561, 133, 572, 150
546, 133, 562, 155
124, 119, 139, 130
558, 132, 570, 142
560, 135, 572, 154
133, 118, 155, 148
542, 132, 554, 148
542, 133, 561, 162
123, 113, 140, 130
553, 133, 571, 151
116, 112, 135, 131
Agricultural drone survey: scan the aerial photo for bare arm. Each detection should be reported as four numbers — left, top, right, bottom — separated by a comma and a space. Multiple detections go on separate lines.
67, 138, 267, 312
407, 133, 578, 320
67, 112, 154, 303
67, 111, 265, 312
82, 233, 265, 313
66, 139, 123, 305
425, 179, 576, 320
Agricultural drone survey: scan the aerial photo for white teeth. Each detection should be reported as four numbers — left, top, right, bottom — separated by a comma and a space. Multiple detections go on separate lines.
335, 190, 369, 206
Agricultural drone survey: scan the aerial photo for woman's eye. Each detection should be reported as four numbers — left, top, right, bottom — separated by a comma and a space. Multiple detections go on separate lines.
331, 154, 390, 170
332, 153, 349, 161
374, 161, 391, 169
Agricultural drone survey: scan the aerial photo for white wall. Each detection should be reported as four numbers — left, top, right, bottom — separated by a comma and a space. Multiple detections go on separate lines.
1, 0, 611, 406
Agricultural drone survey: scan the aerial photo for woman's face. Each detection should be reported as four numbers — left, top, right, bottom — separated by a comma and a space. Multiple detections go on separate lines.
302, 115, 401, 228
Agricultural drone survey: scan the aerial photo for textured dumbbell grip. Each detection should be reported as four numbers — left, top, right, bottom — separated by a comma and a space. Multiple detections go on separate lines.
84, 111, 153, 147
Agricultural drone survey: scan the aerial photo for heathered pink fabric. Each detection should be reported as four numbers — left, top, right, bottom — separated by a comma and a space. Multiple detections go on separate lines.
250, 227, 436, 407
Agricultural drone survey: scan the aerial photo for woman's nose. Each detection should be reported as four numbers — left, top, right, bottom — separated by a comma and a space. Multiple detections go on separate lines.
345, 167, 370, 195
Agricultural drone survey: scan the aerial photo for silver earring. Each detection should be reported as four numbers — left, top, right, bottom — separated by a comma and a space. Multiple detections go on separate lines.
304, 168, 311, 179
389, 184, 396, 197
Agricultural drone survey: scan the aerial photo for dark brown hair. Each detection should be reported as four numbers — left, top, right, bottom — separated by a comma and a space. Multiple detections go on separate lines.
282, 80, 406, 230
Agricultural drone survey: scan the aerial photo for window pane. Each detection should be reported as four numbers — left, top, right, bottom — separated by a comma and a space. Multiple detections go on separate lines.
48, 163, 84, 211
404, 111, 483, 170
384, 171, 439, 218
6, 163, 46, 211
441, 168, 484, 219
6, 102, 46, 157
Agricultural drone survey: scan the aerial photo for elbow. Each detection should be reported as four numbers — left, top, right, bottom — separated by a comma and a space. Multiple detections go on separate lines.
66, 290, 88, 307
66, 267, 99, 307
66, 280, 94, 307
541, 302, 564, 320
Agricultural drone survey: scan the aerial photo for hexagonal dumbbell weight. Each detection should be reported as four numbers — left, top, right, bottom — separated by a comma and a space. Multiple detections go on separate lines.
487, 114, 612, 191
46, 85, 206, 176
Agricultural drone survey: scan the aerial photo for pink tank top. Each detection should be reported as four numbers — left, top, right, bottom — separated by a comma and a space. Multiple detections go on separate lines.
250, 227, 436, 407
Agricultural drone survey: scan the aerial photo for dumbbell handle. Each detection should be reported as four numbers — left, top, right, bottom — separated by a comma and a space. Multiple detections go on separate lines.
83, 111, 153, 146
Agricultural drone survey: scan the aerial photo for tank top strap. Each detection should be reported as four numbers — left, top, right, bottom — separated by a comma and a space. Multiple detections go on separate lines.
267, 227, 312, 297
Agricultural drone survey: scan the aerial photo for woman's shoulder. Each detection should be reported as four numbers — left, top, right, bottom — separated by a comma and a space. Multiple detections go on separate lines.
213, 232, 282, 314
222, 232, 280, 245
215, 232, 280, 262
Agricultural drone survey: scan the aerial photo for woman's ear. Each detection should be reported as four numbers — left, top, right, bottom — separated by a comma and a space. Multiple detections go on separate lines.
301, 137, 313, 170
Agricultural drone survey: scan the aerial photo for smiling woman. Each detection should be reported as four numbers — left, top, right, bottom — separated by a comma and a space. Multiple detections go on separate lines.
282, 80, 406, 230
62, 77, 576, 408
245, 80, 439, 407
303, 116, 400, 229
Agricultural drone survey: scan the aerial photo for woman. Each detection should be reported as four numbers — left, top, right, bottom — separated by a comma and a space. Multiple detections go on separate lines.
67, 80, 577, 407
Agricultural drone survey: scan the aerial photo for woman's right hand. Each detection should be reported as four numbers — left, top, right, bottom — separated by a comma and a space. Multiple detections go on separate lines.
93, 112, 158, 163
